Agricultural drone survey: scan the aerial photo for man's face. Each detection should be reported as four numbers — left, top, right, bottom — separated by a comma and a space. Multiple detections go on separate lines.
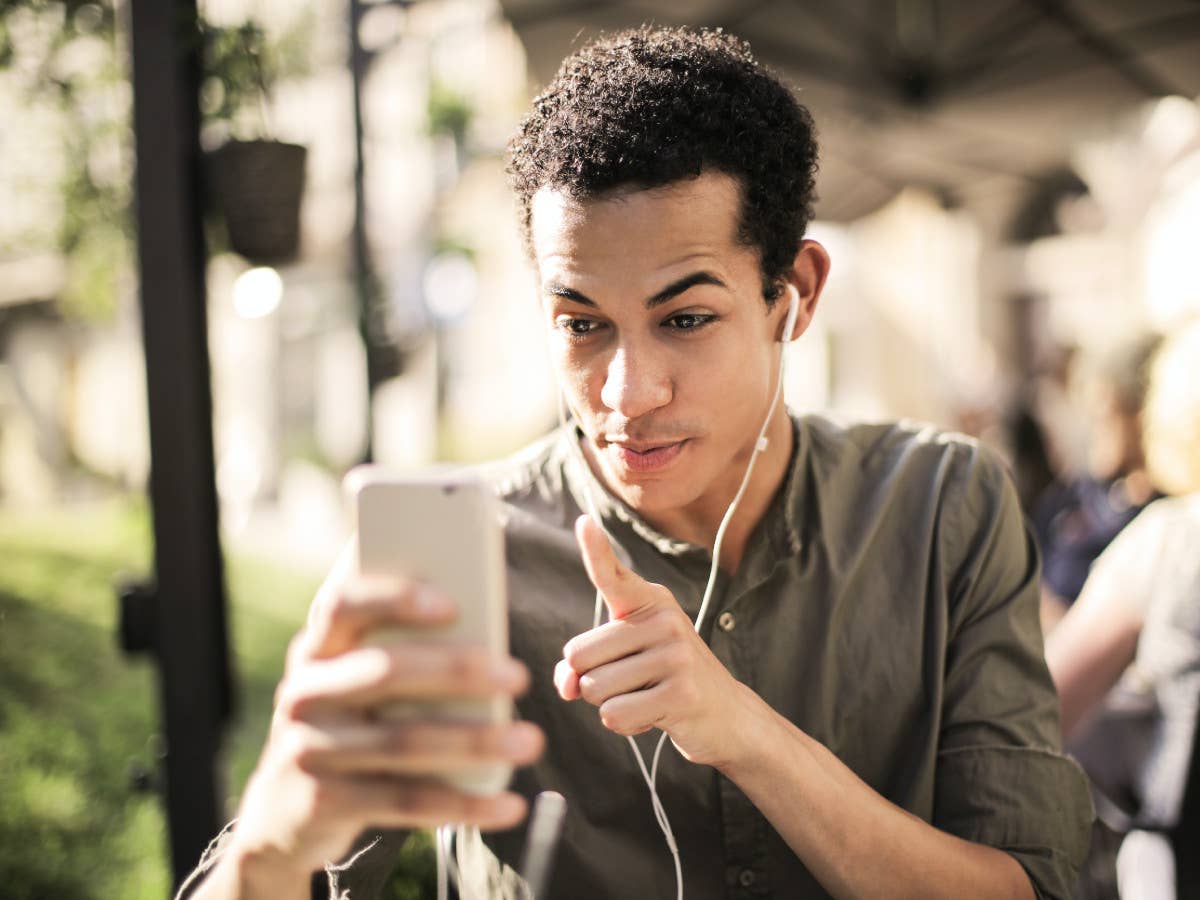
531, 172, 794, 518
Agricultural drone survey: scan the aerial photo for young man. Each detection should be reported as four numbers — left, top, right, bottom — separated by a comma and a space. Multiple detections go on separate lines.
186, 27, 1091, 900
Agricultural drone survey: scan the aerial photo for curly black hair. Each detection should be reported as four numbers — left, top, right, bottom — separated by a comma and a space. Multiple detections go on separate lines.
507, 25, 819, 304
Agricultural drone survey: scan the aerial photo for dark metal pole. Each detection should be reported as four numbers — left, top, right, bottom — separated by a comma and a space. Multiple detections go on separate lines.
127, 0, 234, 888
350, 0, 378, 463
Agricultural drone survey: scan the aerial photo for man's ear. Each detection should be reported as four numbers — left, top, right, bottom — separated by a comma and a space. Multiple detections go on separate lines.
780, 239, 830, 342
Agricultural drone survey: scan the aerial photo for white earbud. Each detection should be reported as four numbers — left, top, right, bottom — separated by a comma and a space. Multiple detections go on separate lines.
780, 284, 800, 344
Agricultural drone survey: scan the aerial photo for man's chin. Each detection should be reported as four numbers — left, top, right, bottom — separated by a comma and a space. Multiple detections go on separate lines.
603, 468, 700, 517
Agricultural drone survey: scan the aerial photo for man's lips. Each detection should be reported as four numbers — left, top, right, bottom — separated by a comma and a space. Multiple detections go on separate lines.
603, 438, 690, 473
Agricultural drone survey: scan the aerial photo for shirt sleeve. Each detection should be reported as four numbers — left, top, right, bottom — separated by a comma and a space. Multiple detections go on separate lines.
934, 444, 1094, 900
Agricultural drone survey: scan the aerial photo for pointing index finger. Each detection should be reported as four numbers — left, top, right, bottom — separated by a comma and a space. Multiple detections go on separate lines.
575, 515, 627, 592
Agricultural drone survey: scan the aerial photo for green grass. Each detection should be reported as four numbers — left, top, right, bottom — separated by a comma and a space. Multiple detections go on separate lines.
0, 498, 435, 898
0, 499, 166, 899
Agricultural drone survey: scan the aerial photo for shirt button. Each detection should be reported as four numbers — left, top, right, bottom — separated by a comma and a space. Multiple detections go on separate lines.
718, 611, 736, 632
738, 868, 756, 887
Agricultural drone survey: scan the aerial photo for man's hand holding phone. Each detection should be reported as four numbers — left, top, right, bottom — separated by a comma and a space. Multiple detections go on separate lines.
196, 537, 542, 897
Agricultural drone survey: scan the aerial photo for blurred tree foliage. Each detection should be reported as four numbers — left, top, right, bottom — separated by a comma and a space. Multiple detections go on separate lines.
0, 1, 311, 321
426, 79, 473, 144
1, 0, 130, 321
198, 12, 314, 142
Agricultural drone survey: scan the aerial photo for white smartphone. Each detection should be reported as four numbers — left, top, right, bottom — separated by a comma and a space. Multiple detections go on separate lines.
344, 465, 512, 795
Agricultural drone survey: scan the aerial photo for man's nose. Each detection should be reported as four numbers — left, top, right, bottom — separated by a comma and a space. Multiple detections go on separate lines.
599, 344, 672, 419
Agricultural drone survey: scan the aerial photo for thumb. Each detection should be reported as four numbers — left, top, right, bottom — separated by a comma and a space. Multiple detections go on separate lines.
575, 514, 657, 620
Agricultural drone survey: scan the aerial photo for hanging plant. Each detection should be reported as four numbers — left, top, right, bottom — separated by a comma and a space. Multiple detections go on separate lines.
200, 13, 312, 265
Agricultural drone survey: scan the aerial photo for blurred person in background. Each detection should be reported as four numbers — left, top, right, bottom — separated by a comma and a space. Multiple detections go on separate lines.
1047, 319, 1200, 899
1002, 399, 1058, 517
180, 27, 1092, 900
1033, 333, 1163, 634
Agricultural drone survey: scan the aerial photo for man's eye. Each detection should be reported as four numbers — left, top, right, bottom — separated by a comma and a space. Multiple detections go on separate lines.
557, 318, 602, 337
665, 313, 715, 331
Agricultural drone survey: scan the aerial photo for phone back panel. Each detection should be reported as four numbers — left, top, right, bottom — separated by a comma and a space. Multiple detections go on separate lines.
348, 468, 511, 794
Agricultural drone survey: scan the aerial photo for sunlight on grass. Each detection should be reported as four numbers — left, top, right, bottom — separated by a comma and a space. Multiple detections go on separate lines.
0, 498, 167, 899
0, 498, 311, 897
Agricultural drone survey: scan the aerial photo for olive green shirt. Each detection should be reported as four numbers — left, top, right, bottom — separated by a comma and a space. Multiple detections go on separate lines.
330, 415, 1093, 898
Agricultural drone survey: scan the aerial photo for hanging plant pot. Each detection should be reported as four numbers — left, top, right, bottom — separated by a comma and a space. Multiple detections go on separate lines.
207, 139, 307, 264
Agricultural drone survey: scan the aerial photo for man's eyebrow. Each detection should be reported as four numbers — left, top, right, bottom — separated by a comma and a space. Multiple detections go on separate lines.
646, 271, 728, 308
543, 271, 729, 310
543, 283, 596, 307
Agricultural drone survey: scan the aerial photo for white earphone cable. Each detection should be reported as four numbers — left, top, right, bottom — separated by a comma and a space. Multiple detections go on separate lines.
556, 290, 798, 900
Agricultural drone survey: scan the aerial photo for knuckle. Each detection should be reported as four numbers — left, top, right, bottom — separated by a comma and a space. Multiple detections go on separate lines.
394, 781, 446, 817
646, 605, 673, 628
307, 777, 340, 813
285, 633, 308, 669
309, 578, 338, 626
660, 608, 689, 636
598, 700, 623, 732
673, 677, 699, 709
662, 641, 689, 669
293, 743, 324, 775
449, 649, 488, 685
278, 726, 317, 771
275, 683, 305, 720
368, 649, 404, 691
386, 779, 415, 811
468, 725, 502, 758
395, 580, 429, 616
454, 725, 482, 757
441, 788, 474, 819
459, 794, 488, 819
561, 638, 583, 669
383, 724, 421, 757
578, 674, 602, 705
324, 589, 354, 627
462, 792, 502, 821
